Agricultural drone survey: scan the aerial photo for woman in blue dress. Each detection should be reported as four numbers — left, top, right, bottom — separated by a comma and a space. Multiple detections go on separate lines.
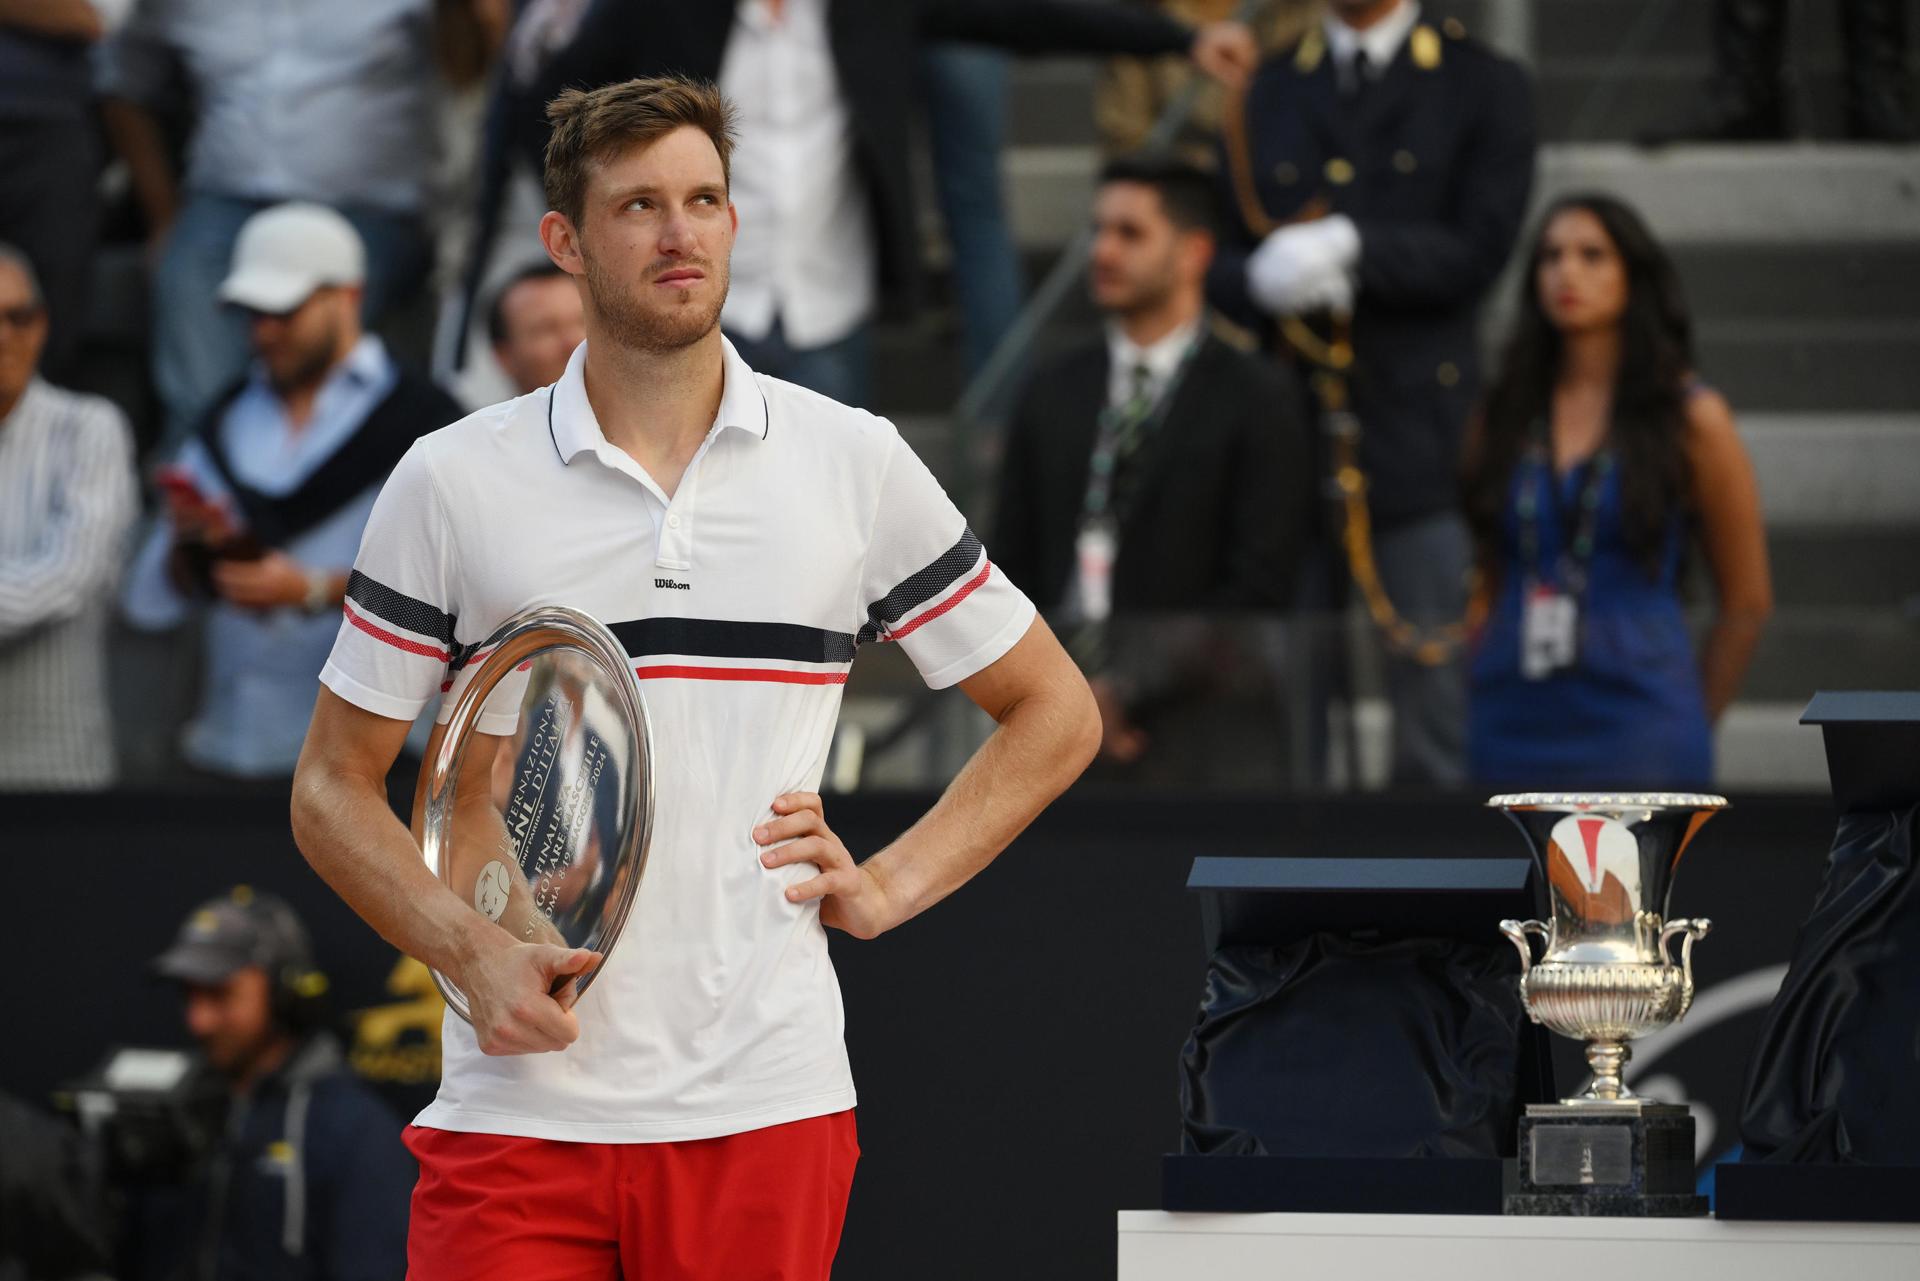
1464, 194, 1773, 790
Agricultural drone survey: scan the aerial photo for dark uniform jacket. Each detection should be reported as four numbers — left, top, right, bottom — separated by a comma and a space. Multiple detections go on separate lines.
131, 1036, 413, 1281
1209, 18, 1535, 530
992, 328, 1315, 614
454, 0, 1199, 359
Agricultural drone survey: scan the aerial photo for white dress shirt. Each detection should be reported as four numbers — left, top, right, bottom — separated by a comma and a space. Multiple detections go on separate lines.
1104, 314, 1203, 410
717, 0, 877, 349
1323, 0, 1421, 84
95, 0, 436, 213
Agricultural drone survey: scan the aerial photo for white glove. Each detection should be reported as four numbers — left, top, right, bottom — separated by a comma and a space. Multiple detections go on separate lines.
1246, 215, 1362, 316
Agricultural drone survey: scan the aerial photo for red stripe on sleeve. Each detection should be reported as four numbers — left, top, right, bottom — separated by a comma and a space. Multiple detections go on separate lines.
342, 600, 452, 662
885, 559, 993, 642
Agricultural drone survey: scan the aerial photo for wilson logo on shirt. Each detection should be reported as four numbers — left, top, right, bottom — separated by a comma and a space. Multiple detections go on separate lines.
654, 578, 691, 591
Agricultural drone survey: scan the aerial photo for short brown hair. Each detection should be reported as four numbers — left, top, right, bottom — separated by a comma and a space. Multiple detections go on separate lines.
543, 76, 738, 229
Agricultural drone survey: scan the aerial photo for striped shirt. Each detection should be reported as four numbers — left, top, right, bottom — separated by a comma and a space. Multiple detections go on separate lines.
319, 337, 1035, 1143
0, 377, 138, 789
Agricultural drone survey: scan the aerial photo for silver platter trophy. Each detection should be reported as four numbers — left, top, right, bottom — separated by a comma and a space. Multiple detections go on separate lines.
1493, 792, 1724, 1216
417, 606, 654, 1023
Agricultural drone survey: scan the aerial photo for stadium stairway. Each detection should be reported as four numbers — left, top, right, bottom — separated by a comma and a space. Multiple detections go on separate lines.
855, 0, 1920, 792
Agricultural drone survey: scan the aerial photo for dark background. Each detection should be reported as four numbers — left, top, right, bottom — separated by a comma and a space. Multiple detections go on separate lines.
0, 789, 1840, 1280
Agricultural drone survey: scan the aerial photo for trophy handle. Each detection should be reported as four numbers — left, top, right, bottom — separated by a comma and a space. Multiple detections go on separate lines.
1499, 919, 1551, 975
1658, 917, 1713, 979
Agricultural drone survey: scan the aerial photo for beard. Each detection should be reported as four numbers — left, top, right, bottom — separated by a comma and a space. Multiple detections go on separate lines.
583, 244, 729, 355
265, 314, 347, 396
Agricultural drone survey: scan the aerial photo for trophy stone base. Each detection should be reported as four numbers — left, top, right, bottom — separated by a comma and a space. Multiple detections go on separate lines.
1504, 1102, 1708, 1217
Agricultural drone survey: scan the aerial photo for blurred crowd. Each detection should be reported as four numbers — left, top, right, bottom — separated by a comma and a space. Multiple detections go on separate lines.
9, 0, 1912, 809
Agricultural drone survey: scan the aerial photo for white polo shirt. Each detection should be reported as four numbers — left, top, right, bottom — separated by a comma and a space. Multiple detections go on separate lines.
319, 337, 1035, 1142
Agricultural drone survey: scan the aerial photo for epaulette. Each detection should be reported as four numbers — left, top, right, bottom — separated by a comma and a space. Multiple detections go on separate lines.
1410, 23, 1443, 70
1293, 25, 1325, 73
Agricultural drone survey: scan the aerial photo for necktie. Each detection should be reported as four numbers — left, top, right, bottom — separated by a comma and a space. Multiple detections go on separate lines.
1344, 48, 1372, 101
1127, 361, 1153, 414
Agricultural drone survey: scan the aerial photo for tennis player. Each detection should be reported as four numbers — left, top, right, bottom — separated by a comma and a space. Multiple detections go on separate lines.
289, 75, 1099, 1279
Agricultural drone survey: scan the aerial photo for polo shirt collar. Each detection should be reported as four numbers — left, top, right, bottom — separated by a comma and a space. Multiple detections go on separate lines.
548, 336, 768, 466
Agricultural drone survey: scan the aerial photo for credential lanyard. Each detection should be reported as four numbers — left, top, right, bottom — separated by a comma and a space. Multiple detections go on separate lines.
1515, 421, 1613, 600
1064, 334, 1203, 630
1514, 420, 1612, 680
1077, 334, 1204, 531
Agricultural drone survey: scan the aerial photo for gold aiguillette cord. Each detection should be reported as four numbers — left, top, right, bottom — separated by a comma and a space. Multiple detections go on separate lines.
1221, 81, 1484, 667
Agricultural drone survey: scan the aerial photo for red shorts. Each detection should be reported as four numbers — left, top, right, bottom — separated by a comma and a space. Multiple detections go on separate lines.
403, 1110, 858, 1281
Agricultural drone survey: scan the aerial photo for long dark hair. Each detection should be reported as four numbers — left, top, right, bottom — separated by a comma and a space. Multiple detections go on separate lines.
1465, 193, 1696, 579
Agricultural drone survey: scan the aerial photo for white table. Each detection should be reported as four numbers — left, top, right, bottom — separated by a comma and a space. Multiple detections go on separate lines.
1118, 1211, 1920, 1280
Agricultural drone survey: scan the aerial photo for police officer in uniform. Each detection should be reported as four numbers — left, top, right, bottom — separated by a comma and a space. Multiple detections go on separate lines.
1208, 0, 1535, 786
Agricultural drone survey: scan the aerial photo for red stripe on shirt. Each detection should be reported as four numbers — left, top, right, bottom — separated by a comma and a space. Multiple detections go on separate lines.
343, 599, 451, 662
633, 664, 849, 686
440, 646, 497, 692
886, 559, 992, 642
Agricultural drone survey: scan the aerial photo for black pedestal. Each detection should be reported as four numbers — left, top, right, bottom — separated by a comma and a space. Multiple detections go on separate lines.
1505, 1102, 1707, 1217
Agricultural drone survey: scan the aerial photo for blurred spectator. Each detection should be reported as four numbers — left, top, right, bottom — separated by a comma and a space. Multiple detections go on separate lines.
121, 205, 460, 780
1463, 195, 1773, 790
426, 0, 515, 412
1096, 0, 1314, 163
994, 154, 1312, 769
487, 262, 583, 395
456, 0, 1259, 407
995, 153, 1311, 617
1210, 2, 1535, 786
0, 0, 115, 383
132, 887, 412, 1281
921, 41, 1023, 378
96, 0, 441, 449
0, 244, 137, 792
1649, 0, 1913, 143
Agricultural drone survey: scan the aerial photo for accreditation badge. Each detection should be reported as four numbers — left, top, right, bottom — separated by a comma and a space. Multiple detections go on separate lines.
1521, 583, 1579, 680
1071, 519, 1119, 624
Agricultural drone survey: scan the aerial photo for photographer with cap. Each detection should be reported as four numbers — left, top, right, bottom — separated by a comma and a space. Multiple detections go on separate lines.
129, 886, 411, 1281
122, 203, 461, 780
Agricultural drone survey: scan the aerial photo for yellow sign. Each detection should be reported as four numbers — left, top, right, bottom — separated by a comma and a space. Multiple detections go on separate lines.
350, 956, 445, 1086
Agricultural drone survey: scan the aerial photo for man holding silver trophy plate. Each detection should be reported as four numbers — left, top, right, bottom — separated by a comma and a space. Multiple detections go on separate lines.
289, 75, 1100, 1280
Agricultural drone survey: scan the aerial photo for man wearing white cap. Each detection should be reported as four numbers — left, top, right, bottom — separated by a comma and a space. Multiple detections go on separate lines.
124, 203, 461, 779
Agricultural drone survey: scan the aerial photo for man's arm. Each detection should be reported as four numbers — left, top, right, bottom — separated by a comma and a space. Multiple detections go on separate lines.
0, 406, 135, 642
756, 616, 1099, 937
0, 0, 103, 40
99, 97, 180, 246
923, 0, 1255, 84
290, 689, 598, 1054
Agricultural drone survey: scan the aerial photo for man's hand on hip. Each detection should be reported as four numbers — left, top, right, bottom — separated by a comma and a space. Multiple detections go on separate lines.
755, 792, 899, 941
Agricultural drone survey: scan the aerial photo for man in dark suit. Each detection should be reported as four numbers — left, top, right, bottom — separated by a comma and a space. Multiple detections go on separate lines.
451, 0, 1257, 402
1209, 0, 1535, 786
994, 153, 1313, 775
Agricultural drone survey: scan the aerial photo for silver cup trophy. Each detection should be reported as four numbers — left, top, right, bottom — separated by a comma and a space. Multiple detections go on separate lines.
416, 606, 655, 1023
1492, 792, 1724, 1216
